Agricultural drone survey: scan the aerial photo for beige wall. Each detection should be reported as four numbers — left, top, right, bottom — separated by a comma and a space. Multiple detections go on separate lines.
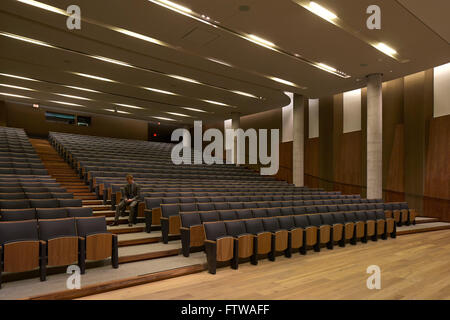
3, 101, 148, 140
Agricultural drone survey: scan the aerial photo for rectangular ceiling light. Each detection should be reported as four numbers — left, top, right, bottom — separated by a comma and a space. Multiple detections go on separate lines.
151, 116, 176, 121
247, 34, 276, 47
0, 32, 54, 48
144, 87, 176, 95
152, 0, 192, 14
16, 0, 68, 15
112, 28, 165, 46
202, 99, 229, 106
374, 42, 397, 56
269, 77, 296, 87
114, 103, 144, 109
317, 63, 337, 72
0, 83, 35, 91
0, 73, 39, 82
90, 55, 133, 68
207, 57, 232, 67
117, 110, 131, 114
0, 92, 30, 98
231, 90, 258, 98
181, 107, 208, 113
64, 85, 100, 93
166, 112, 192, 117
49, 100, 84, 107
307, 1, 337, 21
169, 75, 200, 84
54, 93, 92, 100
73, 72, 116, 83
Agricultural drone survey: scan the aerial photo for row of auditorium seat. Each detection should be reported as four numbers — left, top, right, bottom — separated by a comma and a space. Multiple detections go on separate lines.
0, 192, 73, 200
201, 211, 396, 274
0, 216, 118, 288
0, 168, 49, 175
0, 199, 82, 209
0, 207, 93, 221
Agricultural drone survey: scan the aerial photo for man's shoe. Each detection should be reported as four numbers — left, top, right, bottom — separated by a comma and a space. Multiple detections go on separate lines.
111, 221, 119, 226
128, 223, 133, 227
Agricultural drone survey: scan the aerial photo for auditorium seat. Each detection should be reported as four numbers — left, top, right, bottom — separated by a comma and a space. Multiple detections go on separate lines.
180, 213, 204, 257
204, 222, 235, 274
225, 220, 256, 267
38, 218, 82, 275
243, 219, 272, 264
75, 217, 118, 273
36, 208, 68, 220
0, 220, 45, 288
67, 207, 93, 218
0, 208, 36, 221
262, 218, 289, 261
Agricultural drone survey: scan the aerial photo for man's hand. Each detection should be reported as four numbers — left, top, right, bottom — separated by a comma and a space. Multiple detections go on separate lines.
126, 199, 133, 203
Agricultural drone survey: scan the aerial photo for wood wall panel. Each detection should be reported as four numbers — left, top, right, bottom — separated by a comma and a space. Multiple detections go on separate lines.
4, 102, 148, 140
424, 115, 450, 221
0, 101, 7, 126
385, 124, 405, 195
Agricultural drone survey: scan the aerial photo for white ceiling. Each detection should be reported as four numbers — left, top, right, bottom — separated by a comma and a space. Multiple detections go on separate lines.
0, 0, 448, 125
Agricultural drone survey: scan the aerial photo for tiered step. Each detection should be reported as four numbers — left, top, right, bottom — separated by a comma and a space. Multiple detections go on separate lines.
28, 138, 97, 200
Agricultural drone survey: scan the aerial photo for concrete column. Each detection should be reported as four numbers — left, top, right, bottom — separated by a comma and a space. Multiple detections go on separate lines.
366, 73, 383, 199
293, 94, 305, 186
231, 112, 240, 165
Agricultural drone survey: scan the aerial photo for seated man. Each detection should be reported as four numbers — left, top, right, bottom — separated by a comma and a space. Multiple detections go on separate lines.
113, 174, 142, 227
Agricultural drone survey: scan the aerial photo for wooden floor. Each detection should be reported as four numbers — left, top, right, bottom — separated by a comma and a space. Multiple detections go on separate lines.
80, 230, 450, 300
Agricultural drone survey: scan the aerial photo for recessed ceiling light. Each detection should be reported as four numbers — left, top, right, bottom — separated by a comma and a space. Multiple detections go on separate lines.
151, 116, 176, 121
151, 0, 192, 14
73, 72, 116, 83
207, 57, 232, 67
317, 63, 337, 72
90, 55, 132, 67
54, 93, 92, 100
114, 103, 144, 110
374, 42, 397, 57
112, 27, 165, 46
169, 75, 200, 84
231, 90, 258, 98
247, 34, 275, 47
117, 110, 131, 114
269, 77, 296, 87
307, 1, 338, 21
0, 31, 54, 48
143, 87, 176, 95
181, 107, 208, 113
0, 73, 40, 82
0, 92, 31, 98
49, 100, 84, 107
63, 85, 100, 93
0, 83, 35, 91
165, 112, 192, 117
16, 0, 67, 15
202, 99, 229, 106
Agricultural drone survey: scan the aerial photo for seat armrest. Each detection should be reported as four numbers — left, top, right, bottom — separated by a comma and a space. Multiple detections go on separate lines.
179, 226, 189, 231
204, 239, 216, 244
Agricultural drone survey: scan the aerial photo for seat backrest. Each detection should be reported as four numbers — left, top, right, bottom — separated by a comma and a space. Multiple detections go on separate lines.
266, 207, 281, 217
58, 199, 82, 207
307, 214, 322, 227
36, 208, 68, 220
75, 216, 107, 237
344, 212, 357, 222
252, 208, 268, 218
327, 205, 338, 213
366, 211, 377, 220
229, 202, 243, 209
332, 212, 346, 224
355, 211, 368, 221
204, 222, 227, 241
236, 209, 252, 220
30, 199, 58, 208
0, 220, 38, 245
0, 193, 26, 200
244, 219, 264, 234
281, 207, 294, 216
161, 204, 179, 217
224, 220, 247, 237
199, 211, 219, 222
0, 199, 30, 209
179, 203, 197, 213
180, 213, 201, 228
214, 202, 229, 210
0, 208, 36, 221
263, 217, 281, 232
321, 213, 334, 225
67, 207, 93, 218
38, 218, 77, 241
218, 210, 237, 221
278, 216, 295, 230
197, 203, 215, 212
293, 215, 310, 228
